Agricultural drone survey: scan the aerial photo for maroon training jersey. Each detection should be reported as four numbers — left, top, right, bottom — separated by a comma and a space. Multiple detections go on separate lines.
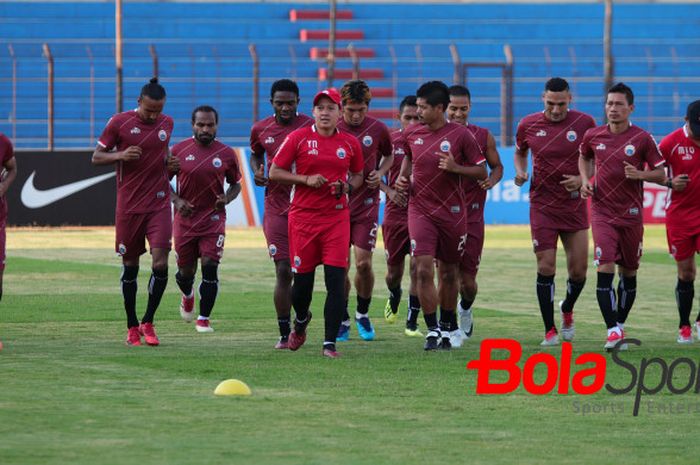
580, 124, 665, 226
250, 114, 314, 216
516, 110, 596, 214
383, 129, 410, 225
273, 125, 364, 223
464, 123, 490, 224
171, 138, 242, 237
659, 126, 700, 226
403, 122, 486, 221
338, 115, 392, 222
0, 133, 14, 219
98, 110, 173, 214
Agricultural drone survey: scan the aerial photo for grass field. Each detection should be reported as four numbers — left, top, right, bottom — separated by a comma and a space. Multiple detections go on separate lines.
1, 225, 698, 465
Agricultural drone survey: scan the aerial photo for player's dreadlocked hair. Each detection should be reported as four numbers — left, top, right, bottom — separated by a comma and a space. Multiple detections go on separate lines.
140, 77, 166, 100
270, 79, 300, 99
340, 80, 371, 106
416, 81, 450, 110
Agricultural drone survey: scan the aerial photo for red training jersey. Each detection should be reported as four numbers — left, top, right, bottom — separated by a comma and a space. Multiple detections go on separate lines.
250, 114, 314, 216
580, 124, 665, 226
273, 125, 364, 223
98, 110, 174, 214
659, 126, 700, 226
171, 138, 242, 237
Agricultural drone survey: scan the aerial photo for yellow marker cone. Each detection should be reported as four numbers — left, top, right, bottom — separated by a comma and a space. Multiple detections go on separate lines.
214, 379, 252, 396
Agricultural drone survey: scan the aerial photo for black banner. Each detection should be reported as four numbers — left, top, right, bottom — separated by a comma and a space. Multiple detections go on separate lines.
7, 151, 116, 226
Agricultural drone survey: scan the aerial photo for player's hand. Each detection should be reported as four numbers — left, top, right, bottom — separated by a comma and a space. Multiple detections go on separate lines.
580, 182, 595, 199
671, 174, 690, 192
330, 180, 351, 199
304, 174, 327, 188
120, 146, 142, 162
253, 164, 268, 186
214, 194, 228, 211
365, 170, 381, 189
478, 176, 496, 190
514, 171, 529, 186
166, 154, 180, 173
394, 175, 409, 192
623, 162, 642, 180
560, 174, 582, 192
386, 188, 407, 207
174, 197, 194, 217
438, 151, 458, 172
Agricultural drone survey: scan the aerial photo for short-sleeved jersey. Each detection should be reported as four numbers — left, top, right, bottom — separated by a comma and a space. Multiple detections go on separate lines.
0, 133, 14, 218
383, 129, 410, 225
403, 122, 486, 222
273, 125, 364, 224
659, 126, 700, 226
98, 110, 174, 214
171, 138, 242, 237
250, 114, 314, 216
338, 115, 393, 222
516, 110, 596, 213
580, 124, 665, 226
463, 124, 490, 224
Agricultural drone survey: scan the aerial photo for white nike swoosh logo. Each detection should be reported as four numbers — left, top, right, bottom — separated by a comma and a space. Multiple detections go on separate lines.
21, 171, 116, 209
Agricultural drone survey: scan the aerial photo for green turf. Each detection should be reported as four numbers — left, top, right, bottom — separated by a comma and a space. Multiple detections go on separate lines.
0, 226, 698, 464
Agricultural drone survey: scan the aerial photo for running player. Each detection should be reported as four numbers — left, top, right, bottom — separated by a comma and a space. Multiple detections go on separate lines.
336, 80, 393, 342
579, 82, 665, 350
171, 106, 242, 333
514, 77, 596, 346
249, 79, 313, 349
269, 88, 364, 358
0, 132, 17, 351
92, 78, 175, 346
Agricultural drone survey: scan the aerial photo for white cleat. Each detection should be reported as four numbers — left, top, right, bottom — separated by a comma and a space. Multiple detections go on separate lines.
540, 328, 560, 346
449, 329, 464, 348
458, 303, 473, 340
179, 292, 195, 323
559, 301, 575, 342
195, 319, 214, 333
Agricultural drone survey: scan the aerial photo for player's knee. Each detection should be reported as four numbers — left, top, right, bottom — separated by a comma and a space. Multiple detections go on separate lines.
385, 268, 402, 288
121, 265, 139, 283
355, 257, 373, 277
275, 261, 293, 285
201, 264, 218, 283
679, 268, 696, 282
462, 275, 477, 297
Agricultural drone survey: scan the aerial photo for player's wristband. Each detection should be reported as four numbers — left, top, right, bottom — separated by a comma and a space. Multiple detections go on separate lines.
666, 179, 673, 188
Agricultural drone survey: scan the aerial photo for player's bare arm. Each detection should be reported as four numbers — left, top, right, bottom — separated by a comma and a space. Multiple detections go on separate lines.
513, 147, 530, 186
478, 133, 503, 190
0, 156, 18, 197
437, 151, 487, 179
623, 161, 665, 183
91, 145, 141, 165
250, 150, 268, 186
269, 163, 327, 187
661, 173, 690, 192
166, 151, 180, 174
215, 183, 241, 211
578, 154, 595, 198
367, 153, 394, 189
171, 189, 194, 217
394, 156, 412, 192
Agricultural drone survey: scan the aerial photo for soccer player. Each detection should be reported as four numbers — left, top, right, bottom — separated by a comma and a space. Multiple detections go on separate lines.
579, 82, 665, 350
269, 88, 364, 358
657, 99, 700, 343
92, 78, 175, 347
395, 81, 487, 350
336, 80, 394, 341
514, 77, 596, 346
0, 132, 17, 351
249, 79, 313, 349
380, 95, 422, 336
171, 106, 242, 333
446, 85, 503, 346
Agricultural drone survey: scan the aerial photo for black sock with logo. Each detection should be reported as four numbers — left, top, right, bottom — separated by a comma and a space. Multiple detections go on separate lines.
536, 273, 555, 331
616, 275, 637, 324
561, 278, 585, 313
596, 272, 617, 329
676, 279, 694, 327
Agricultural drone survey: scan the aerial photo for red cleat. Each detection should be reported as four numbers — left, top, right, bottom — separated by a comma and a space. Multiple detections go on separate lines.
288, 313, 312, 351
274, 336, 289, 350
180, 293, 195, 322
322, 346, 340, 358
139, 322, 160, 346
126, 326, 142, 346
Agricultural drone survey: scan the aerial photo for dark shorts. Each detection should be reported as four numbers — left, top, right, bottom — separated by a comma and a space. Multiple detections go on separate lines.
408, 210, 467, 264
382, 220, 410, 266
263, 213, 289, 262
350, 217, 379, 252
591, 220, 643, 270
289, 212, 350, 273
666, 222, 700, 262
115, 207, 172, 260
175, 233, 225, 267
460, 221, 484, 277
530, 206, 589, 253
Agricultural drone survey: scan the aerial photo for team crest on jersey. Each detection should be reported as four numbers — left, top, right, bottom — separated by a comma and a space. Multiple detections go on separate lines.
186, 154, 195, 161
624, 144, 636, 156
532, 239, 539, 249
158, 129, 167, 141
156, 191, 166, 199
265, 136, 275, 144
362, 135, 373, 147
536, 130, 547, 137
671, 245, 678, 257
596, 143, 606, 150
410, 239, 416, 251
440, 140, 451, 153
414, 138, 424, 145
595, 246, 602, 259
336, 148, 347, 159
117, 243, 127, 256
566, 130, 577, 142
293, 256, 301, 267
130, 127, 141, 135
269, 244, 278, 257
212, 157, 222, 168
